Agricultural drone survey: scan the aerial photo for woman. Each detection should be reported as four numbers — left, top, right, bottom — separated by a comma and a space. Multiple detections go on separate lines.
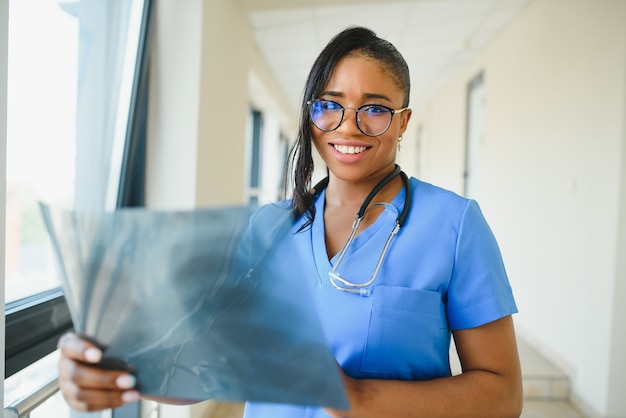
58, 26, 523, 417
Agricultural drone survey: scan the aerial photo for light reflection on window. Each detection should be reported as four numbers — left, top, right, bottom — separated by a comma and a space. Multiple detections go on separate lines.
5, 0, 143, 304
5, 0, 78, 303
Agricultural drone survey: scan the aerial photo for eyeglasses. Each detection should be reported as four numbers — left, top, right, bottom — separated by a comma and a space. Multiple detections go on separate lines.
307, 99, 409, 137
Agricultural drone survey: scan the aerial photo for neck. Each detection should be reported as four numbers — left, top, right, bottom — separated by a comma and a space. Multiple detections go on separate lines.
325, 166, 402, 208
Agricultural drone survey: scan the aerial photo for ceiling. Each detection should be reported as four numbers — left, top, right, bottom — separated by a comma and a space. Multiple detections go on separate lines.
242, 0, 532, 113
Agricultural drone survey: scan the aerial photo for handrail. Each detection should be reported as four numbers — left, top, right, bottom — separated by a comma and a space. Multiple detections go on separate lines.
4, 375, 59, 418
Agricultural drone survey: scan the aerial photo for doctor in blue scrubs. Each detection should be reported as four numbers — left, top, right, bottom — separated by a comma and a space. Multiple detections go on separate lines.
57, 26, 523, 417
243, 26, 522, 418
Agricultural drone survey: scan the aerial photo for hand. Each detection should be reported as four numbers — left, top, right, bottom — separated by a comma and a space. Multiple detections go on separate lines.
57, 333, 140, 411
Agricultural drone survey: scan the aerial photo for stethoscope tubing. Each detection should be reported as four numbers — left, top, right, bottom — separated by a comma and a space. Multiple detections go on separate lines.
312, 165, 412, 296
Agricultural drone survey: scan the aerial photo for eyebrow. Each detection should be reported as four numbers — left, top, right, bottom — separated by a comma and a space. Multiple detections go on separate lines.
320, 91, 393, 102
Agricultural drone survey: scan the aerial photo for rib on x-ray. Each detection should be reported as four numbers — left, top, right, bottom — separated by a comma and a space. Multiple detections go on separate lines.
40, 203, 348, 409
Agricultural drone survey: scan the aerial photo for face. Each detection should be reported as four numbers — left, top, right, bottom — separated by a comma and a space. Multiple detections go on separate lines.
311, 55, 411, 184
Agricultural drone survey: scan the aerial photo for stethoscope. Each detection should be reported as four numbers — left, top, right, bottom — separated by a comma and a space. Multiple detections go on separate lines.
312, 164, 412, 296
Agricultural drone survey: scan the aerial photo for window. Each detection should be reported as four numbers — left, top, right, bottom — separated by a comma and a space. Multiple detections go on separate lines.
277, 131, 290, 201
248, 108, 263, 207
5, 0, 152, 384
5, 0, 79, 304
464, 72, 485, 199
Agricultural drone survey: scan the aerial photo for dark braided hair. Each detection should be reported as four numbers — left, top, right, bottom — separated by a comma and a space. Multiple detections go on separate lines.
282, 26, 411, 230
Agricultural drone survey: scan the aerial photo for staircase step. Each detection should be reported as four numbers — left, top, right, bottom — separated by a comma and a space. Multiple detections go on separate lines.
518, 338, 570, 401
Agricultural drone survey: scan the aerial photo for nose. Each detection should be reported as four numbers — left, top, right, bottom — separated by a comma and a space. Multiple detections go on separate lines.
338, 107, 361, 133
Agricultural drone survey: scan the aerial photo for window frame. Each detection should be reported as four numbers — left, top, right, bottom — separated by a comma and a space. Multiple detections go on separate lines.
4, 289, 71, 378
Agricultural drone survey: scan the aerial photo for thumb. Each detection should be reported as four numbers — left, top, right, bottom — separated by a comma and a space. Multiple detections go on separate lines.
57, 332, 102, 364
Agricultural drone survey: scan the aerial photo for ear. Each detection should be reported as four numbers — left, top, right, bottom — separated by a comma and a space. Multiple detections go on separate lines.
399, 109, 412, 136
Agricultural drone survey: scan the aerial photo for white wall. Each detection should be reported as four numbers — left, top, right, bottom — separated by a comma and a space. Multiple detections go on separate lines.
145, 0, 203, 209
146, 0, 253, 209
411, 0, 626, 415
0, 0, 8, 407
147, 0, 294, 210
607, 50, 626, 415
194, 0, 252, 207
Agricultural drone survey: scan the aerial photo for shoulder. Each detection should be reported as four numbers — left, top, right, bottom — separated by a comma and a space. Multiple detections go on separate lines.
404, 178, 497, 244
409, 177, 466, 204
250, 201, 292, 223
240, 202, 295, 263
407, 177, 474, 222
246, 201, 295, 237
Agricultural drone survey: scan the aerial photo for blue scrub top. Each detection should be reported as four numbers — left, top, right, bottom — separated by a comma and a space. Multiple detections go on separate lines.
244, 177, 517, 418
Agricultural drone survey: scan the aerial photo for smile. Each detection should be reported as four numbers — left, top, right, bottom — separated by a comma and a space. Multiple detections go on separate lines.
333, 144, 369, 154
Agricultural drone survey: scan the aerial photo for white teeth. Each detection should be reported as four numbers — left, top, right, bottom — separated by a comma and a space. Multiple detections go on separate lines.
333, 144, 367, 154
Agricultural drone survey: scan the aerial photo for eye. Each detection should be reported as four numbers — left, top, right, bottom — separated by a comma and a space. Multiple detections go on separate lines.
321, 100, 342, 111
362, 105, 390, 116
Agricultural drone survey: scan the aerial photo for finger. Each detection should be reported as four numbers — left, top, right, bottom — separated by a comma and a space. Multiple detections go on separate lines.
58, 332, 102, 364
61, 380, 139, 412
59, 356, 137, 391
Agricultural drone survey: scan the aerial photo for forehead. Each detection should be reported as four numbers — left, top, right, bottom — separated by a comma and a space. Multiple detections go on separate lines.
321, 55, 403, 103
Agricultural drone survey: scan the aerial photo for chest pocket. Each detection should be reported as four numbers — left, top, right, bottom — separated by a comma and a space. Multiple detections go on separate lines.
360, 285, 450, 379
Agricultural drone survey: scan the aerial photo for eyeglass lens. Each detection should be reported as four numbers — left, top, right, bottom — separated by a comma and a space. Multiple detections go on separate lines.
309, 99, 394, 136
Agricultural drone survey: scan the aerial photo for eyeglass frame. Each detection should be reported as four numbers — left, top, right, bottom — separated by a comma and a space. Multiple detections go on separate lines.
307, 98, 409, 137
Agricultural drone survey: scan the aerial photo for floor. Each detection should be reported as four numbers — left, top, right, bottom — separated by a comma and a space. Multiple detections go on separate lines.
522, 400, 585, 418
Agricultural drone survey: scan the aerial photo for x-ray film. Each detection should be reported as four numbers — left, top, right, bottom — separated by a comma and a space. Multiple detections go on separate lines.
40, 203, 348, 409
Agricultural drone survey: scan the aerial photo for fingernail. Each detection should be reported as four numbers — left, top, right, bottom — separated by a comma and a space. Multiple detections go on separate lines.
122, 390, 140, 403
116, 374, 137, 389
84, 347, 102, 363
